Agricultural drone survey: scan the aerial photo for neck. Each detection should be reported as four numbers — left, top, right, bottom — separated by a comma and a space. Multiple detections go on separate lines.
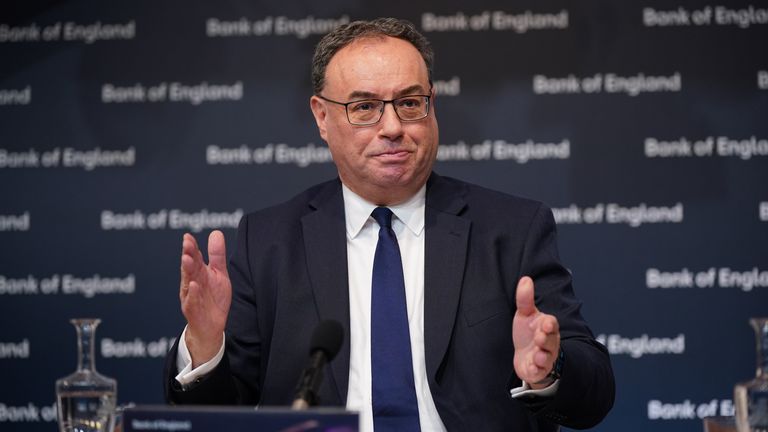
346, 182, 422, 206
340, 172, 431, 206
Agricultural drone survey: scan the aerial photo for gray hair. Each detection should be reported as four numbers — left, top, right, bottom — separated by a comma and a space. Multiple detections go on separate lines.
311, 17, 434, 94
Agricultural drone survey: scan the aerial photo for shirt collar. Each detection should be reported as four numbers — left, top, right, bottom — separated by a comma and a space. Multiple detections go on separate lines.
342, 183, 426, 239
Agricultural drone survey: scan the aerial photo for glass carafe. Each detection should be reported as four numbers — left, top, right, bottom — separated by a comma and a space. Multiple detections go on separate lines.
735, 317, 768, 432
55, 318, 117, 432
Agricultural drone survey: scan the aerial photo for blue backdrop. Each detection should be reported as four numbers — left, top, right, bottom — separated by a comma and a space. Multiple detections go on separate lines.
1, 1, 767, 431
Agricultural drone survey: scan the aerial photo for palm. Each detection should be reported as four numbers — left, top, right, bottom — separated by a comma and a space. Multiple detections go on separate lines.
186, 255, 231, 328
179, 231, 232, 364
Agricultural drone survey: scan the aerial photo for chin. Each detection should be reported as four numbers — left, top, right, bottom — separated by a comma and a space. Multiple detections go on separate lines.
372, 168, 414, 186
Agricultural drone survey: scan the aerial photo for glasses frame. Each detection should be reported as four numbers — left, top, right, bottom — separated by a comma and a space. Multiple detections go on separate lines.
316, 93, 432, 126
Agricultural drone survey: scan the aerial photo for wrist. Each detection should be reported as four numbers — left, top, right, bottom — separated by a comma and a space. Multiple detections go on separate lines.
185, 329, 223, 368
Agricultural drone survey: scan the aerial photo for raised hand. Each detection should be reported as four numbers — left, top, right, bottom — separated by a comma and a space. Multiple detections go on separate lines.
179, 230, 232, 368
512, 276, 561, 388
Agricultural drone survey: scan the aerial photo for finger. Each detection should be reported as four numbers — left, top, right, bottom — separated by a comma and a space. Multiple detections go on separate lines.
180, 235, 189, 288
528, 359, 545, 377
546, 315, 559, 334
181, 233, 200, 258
180, 234, 198, 296
534, 329, 559, 353
533, 327, 548, 347
181, 235, 200, 268
183, 234, 207, 281
536, 314, 559, 335
533, 317, 560, 344
180, 254, 196, 288
183, 233, 205, 263
207, 230, 229, 275
534, 349, 551, 369
515, 276, 537, 317
181, 280, 200, 316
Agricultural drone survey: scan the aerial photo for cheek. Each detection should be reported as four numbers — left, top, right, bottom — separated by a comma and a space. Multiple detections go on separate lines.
417, 126, 439, 158
327, 132, 366, 165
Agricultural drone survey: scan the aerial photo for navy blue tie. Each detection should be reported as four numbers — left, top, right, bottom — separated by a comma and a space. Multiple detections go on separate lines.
370, 207, 421, 431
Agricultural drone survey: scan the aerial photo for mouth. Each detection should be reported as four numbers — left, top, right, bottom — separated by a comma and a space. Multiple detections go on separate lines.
372, 149, 412, 162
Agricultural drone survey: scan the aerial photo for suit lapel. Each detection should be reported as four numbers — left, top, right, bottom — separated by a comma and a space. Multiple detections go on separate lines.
301, 180, 350, 402
298, 175, 470, 398
423, 174, 470, 381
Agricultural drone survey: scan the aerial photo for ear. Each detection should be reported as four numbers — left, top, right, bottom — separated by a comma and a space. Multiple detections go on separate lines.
310, 96, 328, 142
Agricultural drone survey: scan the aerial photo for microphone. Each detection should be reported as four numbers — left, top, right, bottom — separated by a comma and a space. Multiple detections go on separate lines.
291, 320, 344, 410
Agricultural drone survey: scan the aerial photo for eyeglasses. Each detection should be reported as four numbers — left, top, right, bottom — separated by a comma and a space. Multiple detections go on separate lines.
316, 94, 431, 126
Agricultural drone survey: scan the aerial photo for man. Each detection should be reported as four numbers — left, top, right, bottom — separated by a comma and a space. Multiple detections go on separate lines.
165, 18, 614, 431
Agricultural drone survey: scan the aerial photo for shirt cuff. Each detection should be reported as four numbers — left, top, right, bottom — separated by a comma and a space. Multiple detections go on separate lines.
510, 378, 560, 399
174, 326, 226, 387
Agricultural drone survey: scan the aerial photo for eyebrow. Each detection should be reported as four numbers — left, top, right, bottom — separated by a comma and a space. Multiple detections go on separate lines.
346, 84, 428, 101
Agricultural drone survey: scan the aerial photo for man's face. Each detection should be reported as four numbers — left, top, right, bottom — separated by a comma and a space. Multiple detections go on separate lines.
310, 36, 438, 205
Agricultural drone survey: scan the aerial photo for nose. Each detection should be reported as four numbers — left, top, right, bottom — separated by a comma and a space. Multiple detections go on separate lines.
378, 102, 404, 139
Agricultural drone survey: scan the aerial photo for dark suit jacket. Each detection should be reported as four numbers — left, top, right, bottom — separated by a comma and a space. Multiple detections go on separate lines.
164, 173, 615, 431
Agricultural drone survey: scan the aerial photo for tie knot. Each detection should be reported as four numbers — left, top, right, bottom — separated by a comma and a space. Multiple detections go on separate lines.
371, 207, 393, 229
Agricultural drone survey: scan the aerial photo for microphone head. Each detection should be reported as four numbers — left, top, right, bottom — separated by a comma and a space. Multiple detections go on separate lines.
310, 320, 344, 361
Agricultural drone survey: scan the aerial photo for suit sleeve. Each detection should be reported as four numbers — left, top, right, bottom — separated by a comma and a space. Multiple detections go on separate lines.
514, 203, 615, 429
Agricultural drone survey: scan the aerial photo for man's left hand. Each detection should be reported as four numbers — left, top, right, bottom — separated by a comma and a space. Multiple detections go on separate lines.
512, 276, 561, 389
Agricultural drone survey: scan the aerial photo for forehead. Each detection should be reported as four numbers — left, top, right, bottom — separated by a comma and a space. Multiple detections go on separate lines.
324, 36, 430, 98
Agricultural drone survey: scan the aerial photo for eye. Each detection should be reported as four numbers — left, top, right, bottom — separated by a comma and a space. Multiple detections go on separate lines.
396, 97, 423, 109
350, 100, 378, 112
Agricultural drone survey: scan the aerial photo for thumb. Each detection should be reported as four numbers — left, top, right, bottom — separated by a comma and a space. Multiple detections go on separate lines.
515, 276, 537, 317
207, 230, 228, 274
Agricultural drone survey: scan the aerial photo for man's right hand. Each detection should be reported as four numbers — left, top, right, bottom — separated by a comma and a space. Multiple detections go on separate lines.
180, 230, 232, 368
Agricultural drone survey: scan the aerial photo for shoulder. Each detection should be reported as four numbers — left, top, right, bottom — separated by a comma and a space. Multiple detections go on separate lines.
430, 174, 549, 223
240, 178, 341, 227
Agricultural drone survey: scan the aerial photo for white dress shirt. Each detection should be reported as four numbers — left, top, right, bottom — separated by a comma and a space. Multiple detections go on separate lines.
341, 184, 445, 432
175, 182, 558, 432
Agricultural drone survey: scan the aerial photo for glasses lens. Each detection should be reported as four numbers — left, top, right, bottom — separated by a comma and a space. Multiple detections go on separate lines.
394, 96, 429, 121
347, 100, 384, 125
